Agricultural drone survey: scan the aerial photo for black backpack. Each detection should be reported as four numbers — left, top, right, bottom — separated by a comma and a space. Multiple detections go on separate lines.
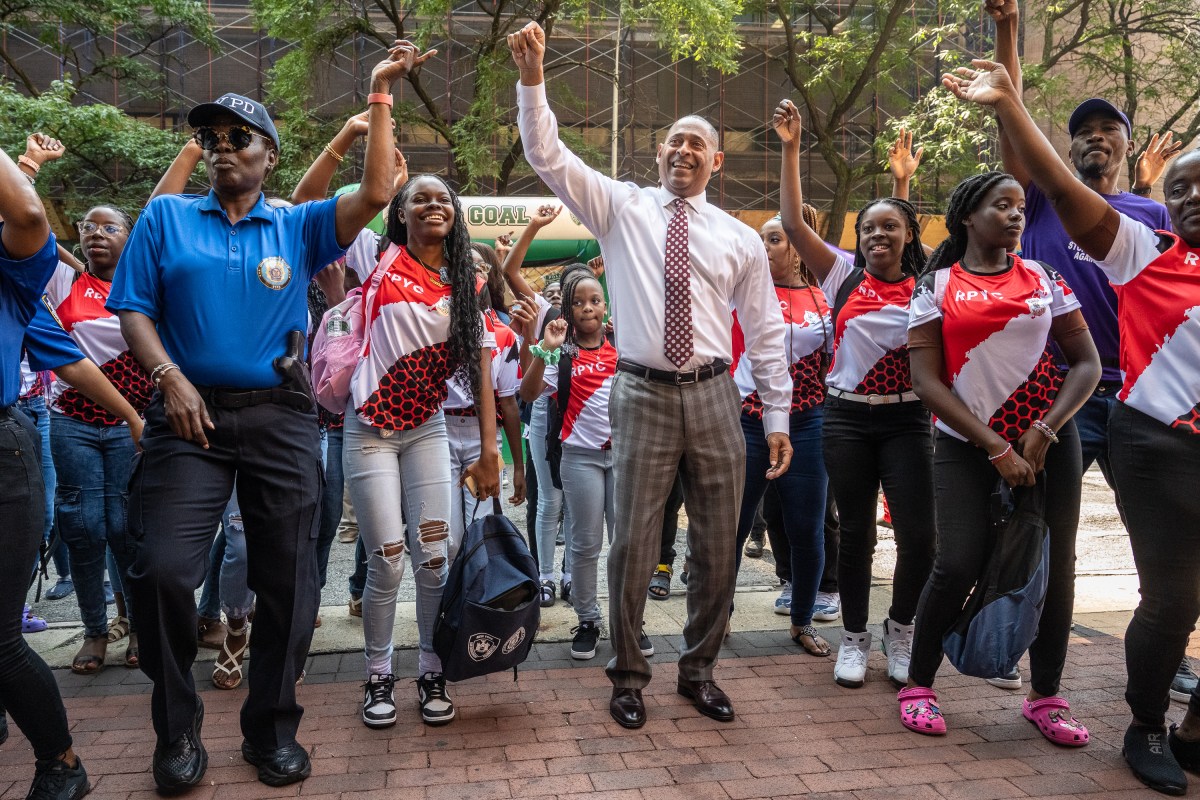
433, 504, 540, 682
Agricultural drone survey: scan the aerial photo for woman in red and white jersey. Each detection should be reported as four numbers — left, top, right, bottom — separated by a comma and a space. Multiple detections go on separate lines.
903, 171, 1099, 742
44, 205, 150, 675
519, 269, 620, 661
774, 100, 935, 691
945, 59, 1200, 793
730, 211, 832, 657
344, 175, 500, 730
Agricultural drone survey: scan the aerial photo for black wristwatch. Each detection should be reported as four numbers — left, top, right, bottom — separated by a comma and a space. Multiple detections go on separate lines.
1131, 185, 1153, 197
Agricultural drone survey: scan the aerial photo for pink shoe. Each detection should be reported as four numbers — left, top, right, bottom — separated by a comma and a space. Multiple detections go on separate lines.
1022, 697, 1089, 746
898, 686, 946, 735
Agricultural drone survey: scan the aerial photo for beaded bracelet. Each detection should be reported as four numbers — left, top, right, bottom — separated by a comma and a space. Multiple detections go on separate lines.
1032, 419, 1059, 444
151, 362, 180, 387
529, 343, 561, 365
987, 443, 1013, 463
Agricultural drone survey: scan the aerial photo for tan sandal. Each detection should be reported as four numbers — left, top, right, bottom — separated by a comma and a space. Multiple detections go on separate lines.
107, 615, 130, 643
212, 623, 250, 690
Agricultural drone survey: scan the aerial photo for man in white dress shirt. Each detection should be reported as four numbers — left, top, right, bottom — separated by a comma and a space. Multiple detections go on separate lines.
510, 22, 794, 728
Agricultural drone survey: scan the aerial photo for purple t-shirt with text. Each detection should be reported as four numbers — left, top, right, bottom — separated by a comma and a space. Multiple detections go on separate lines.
1021, 182, 1170, 383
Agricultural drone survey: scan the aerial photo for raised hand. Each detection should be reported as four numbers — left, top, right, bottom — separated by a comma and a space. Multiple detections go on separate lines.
494, 231, 514, 262
1134, 131, 1184, 190
371, 40, 437, 91
772, 100, 802, 144
983, 0, 1017, 22
888, 128, 924, 183
588, 254, 605, 279
507, 293, 538, 339
24, 133, 65, 166
540, 317, 567, 351
529, 204, 562, 229
507, 21, 547, 75
393, 148, 409, 192
941, 60, 1019, 108
343, 110, 370, 139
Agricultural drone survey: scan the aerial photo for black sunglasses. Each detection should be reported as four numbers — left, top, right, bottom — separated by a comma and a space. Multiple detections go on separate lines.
192, 125, 271, 151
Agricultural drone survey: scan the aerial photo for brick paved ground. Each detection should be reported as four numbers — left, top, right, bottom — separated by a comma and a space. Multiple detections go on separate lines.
1, 622, 1197, 800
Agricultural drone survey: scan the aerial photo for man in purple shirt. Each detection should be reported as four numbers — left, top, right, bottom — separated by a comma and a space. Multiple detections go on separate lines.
991, 0, 1195, 700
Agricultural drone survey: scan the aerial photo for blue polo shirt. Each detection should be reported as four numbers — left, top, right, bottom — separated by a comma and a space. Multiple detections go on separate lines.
25, 296, 85, 372
107, 191, 345, 388
1, 229, 59, 407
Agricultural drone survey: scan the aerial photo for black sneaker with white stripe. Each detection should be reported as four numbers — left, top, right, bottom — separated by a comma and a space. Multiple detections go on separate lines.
417, 672, 455, 725
571, 621, 601, 660
362, 673, 397, 728
638, 629, 654, 657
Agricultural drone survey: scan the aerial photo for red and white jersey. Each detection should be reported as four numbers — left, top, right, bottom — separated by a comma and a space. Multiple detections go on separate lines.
732, 284, 830, 419
44, 263, 152, 425
820, 255, 915, 395
444, 309, 519, 411
19, 357, 44, 400
1096, 215, 1200, 433
909, 257, 1079, 442
350, 247, 494, 431
541, 339, 618, 450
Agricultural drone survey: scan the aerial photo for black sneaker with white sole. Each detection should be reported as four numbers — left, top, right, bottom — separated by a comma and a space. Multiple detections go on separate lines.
362, 673, 397, 728
571, 621, 601, 660
638, 629, 654, 657
416, 672, 455, 726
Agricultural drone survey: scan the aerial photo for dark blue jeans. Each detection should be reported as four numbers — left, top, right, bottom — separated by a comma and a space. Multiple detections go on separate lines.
0, 406, 72, 759
16, 395, 69, 579
317, 426, 343, 590
735, 407, 827, 627
49, 411, 136, 638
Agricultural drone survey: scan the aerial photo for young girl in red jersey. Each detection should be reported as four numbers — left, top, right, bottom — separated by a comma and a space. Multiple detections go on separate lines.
519, 269, 629, 661
945, 58, 1200, 795
731, 210, 831, 656
774, 100, 934, 690
903, 171, 1099, 741
345, 175, 500, 729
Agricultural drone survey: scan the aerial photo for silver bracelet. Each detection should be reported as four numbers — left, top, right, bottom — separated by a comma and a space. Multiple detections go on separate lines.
1031, 419, 1059, 444
151, 362, 180, 387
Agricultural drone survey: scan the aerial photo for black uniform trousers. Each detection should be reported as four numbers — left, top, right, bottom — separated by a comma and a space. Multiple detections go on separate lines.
128, 396, 322, 749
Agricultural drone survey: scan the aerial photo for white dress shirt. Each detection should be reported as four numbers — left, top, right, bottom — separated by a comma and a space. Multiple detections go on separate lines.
517, 81, 792, 435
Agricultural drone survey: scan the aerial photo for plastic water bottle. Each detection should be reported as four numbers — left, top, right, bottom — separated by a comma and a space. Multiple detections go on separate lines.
325, 307, 351, 338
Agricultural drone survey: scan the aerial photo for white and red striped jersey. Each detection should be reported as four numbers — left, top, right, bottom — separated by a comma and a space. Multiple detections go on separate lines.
909, 257, 1079, 442
541, 339, 618, 450
732, 283, 830, 419
444, 309, 519, 411
820, 255, 915, 395
350, 246, 494, 431
1096, 215, 1200, 434
44, 263, 152, 425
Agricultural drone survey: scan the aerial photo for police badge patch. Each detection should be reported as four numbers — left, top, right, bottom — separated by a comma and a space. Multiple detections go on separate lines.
467, 632, 499, 661
257, 257, 292, 290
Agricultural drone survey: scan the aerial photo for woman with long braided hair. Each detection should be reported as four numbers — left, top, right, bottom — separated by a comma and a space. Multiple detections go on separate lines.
774, 99, 934, 692
902, 170, 1099, 739
345, 174, 500, 729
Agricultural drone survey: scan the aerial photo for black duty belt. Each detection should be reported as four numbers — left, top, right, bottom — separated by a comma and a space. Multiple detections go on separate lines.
195, 386, 313, 413
616, 359, 728, 386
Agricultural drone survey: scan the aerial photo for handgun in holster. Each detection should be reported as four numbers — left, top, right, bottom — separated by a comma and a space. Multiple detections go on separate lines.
272, 330, 317, 413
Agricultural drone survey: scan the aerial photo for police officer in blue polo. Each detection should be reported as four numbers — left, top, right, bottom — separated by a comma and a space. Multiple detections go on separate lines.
108, 42, 434, 793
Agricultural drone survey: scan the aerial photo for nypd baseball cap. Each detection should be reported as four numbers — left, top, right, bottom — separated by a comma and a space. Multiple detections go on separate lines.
187, 93, 280, 150
1068, 98, 1131, 138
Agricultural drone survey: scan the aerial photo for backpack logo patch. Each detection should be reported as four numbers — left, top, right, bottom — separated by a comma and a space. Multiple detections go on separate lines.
468, 632, 499, 661
502, 628, 526, 655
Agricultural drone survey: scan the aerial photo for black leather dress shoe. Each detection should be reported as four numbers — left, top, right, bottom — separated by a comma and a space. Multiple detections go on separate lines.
152, 698, 207, 794
677, 678, 735, 722
609, 688, 646, 729
241, 740, 312, 786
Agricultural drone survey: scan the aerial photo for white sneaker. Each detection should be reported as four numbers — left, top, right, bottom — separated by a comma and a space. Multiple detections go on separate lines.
812, 591, 841, 622
881, 618, 913, 688
362, 673, 397, 728
985, 668, 1023, 690
773, 582, 792, 616
417, 672, 455, 725
834, 631, 871, 688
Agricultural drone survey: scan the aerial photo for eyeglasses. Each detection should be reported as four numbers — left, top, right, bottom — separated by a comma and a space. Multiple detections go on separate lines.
77, 221, 125, 236
192, 125, 272, 151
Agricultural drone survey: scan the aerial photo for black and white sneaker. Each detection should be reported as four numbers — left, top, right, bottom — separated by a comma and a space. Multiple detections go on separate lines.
417, 672, 455, 726
638, 629, 654, 657
1171, 659, 1198, 703
571, 621, 601, 660
362, 673, 397, 728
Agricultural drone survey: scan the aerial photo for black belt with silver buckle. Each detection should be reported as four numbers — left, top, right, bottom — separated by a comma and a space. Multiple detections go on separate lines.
195, 386, 312, 413
616, 359, 728, 386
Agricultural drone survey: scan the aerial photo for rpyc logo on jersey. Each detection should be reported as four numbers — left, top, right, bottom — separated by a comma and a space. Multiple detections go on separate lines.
257, 257, 292, 290
467, 632, 500, 661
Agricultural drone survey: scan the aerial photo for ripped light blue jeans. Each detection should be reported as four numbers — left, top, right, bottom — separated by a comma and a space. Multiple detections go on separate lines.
344, 411, 452, 677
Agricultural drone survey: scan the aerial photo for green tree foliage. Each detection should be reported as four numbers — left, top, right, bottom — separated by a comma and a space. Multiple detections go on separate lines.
252, 0, 744, 194
0, 79, 189, 224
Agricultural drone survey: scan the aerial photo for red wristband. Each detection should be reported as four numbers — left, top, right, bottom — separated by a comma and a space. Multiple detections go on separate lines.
367, 93, 393, 108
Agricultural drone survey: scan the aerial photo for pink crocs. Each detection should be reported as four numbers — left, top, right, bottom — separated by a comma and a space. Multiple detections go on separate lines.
1022, 697, 1089, 747
898, 686, 946, 735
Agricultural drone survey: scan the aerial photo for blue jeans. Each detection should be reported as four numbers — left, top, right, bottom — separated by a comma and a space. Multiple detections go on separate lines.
317, 426, 344, 590
735, 408, 828, 627
197, 529, 225, 620
49, 412, 136, 638
16, 395, 68, 579
219, 490, 254, 619
560, 444, 616, 624
529, 396, 572, 580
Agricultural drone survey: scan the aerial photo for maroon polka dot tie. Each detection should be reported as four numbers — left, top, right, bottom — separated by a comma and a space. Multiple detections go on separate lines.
663, 198, 694, 368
